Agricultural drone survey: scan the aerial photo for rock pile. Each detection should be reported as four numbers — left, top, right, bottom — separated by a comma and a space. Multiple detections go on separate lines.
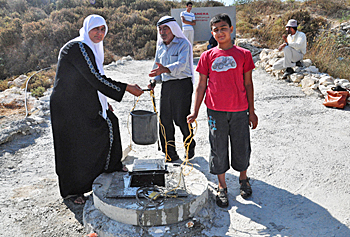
0, 75, 51, 145
256, 48, 350, 99
0, 55, 137, 144
236, 38, 264, 63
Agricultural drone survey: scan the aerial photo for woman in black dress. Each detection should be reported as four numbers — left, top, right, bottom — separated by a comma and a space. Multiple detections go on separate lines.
50, 15, 143, 204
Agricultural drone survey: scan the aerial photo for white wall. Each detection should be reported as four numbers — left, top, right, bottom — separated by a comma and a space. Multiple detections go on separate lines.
171, 6, 236, 42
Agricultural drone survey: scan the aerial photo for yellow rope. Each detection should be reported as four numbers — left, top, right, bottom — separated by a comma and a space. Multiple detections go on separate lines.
129, 91, 197, 180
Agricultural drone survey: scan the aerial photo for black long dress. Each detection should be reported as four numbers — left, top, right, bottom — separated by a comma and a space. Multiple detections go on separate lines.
50, 41, 127, 198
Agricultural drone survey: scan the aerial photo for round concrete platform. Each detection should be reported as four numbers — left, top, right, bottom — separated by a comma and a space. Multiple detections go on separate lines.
86, 163, 208, 227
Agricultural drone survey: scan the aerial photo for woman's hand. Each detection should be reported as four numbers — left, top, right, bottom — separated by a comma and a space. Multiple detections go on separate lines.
126, 84, 144, 96
147, 80, 156, 91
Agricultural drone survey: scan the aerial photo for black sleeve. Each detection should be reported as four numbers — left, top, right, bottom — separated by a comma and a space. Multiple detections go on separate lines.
62, 41, 127, 102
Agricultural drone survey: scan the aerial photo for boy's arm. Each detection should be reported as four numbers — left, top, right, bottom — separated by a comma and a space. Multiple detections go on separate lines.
187, 73, 208, 123
244, 69, 258, 129
181, 16, 196, 25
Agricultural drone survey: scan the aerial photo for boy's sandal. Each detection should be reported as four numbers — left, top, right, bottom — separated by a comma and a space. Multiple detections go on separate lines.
239, 178, 252, 199
216, 187, 228, 208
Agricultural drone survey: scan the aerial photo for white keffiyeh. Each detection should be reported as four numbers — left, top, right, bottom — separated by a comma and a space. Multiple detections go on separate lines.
156, 16, 195, 84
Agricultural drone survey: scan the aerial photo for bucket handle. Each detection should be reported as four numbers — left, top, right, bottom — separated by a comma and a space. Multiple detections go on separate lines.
131, 90, 158, 114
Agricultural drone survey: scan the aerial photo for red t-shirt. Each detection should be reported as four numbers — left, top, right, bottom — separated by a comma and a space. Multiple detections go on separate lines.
196, 45, 255, 112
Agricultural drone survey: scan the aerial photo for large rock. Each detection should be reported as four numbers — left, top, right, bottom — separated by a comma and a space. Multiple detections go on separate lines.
7, 75, 27, 88
302, 59, 312, 67
0, 87, 35, 109
290, 73, 304, 83
319, 84, 335, 96
319, 75, 334, 86
301, 76, 317, 89
304, 66, 319, 73
259, 48, 273, 61
236, 38, 263, 57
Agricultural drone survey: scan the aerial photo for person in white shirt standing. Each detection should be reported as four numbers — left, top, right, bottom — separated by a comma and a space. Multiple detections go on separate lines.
180, 1, 196, 46
273, 19, 307, 79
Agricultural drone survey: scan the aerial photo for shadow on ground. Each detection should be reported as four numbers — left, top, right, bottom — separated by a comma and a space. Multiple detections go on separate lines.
63, 199, 85, 225
191, 156, 350, 236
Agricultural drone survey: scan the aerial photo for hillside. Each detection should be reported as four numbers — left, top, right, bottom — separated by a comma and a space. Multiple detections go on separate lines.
0, 0, 349, 121
0, 0, 226, 82
0, 0, 349, 84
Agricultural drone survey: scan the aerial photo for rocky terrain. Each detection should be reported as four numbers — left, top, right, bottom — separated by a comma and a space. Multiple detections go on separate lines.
1, 44, 350, 235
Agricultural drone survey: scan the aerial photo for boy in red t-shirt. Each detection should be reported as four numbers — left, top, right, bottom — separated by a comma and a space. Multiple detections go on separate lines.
187, 13, 258, 208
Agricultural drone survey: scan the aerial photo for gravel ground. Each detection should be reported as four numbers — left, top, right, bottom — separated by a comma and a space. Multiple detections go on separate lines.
0, 59, 349, 236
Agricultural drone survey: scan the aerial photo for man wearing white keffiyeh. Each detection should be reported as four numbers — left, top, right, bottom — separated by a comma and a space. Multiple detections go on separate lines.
51, 15, 143, 204
148, 16, 196, 162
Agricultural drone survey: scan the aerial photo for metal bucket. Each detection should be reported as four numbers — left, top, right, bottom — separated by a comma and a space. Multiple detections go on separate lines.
131, 110, 158, 145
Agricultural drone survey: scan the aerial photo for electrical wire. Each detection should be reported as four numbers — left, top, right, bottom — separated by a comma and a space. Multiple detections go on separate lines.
24, 67, 51, 118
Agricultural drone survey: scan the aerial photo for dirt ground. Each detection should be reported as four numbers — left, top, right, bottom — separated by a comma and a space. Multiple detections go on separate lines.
0, 59, 349, 236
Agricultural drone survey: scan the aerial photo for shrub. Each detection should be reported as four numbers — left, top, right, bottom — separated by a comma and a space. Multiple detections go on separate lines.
0, 17, 22, 47
30, 86, 45, 98
131, 0, 168, 13
25, 68, 55, 95
0, 77, 9, 91
8, 0, 28, 13
22, 7, 48, 22
134, 40, 156, 60
303, 0, 349, 18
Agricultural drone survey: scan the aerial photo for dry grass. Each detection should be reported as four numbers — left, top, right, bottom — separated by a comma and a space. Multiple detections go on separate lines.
306, 30, 350, 79
235, 0, 350, 79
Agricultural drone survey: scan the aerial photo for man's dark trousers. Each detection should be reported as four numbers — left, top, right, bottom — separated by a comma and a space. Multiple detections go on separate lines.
159, 77, 195, 155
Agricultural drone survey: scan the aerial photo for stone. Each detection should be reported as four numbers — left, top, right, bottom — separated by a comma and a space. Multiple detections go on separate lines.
302, 59, 312, 67
265, 66, 274, 73
334, 79, 350, 86
259, 48, 273, 61
268, 57, 279, 66
294, 67, 302, 73
252, 55, 260, 63
341, 83, 350, 90
274, 70, 284, 79
319, 76, 334, 86
319, 84, 335, 96
305, 66, 319, 73
310, 84, 319, 90
290, 73, 304, 83
122, 55, 133, 61
7, 75, 27, 88
312, 73, 321, 78
301, 77, 317, 89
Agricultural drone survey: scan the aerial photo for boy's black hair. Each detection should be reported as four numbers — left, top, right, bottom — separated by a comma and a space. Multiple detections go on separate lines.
186, 1, 193, 6
291, 26, 297, 31
210, 13, 232, 28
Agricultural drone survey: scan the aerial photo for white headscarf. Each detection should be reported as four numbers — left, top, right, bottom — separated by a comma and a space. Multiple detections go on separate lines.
156, 16, 195, 84
58, 14, 109, 119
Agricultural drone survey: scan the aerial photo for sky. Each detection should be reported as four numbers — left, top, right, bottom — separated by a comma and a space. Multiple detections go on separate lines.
220, 0, 235, 6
